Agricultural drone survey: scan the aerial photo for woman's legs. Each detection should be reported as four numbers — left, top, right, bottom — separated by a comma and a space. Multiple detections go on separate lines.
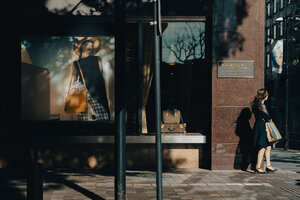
77, 92, 109, 121
256, 147, 266, 171
265, 145, 275, 169
87, 94, 109, 121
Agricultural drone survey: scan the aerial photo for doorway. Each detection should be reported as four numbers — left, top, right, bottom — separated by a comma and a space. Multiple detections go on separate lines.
124, 18, 211, 135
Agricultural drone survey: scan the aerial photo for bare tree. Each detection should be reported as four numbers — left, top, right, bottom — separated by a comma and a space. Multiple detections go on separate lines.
163, 23, 205, 64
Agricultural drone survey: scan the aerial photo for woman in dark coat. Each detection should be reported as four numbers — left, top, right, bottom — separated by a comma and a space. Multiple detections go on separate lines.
251, 88, 277, 174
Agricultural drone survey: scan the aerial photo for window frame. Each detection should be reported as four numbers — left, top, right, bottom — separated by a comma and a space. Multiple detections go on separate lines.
273, 24, 277, 40
267, 27, 271, 43
267, 53, 271, 68
266, 3, 271, 17
280, 0, 284, 9
274, 0, 277, 14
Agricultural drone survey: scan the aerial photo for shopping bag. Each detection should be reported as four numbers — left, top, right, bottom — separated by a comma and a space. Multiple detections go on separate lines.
64, 60, 87, 114
64, 90, 87, 113
266, 122, 282, 143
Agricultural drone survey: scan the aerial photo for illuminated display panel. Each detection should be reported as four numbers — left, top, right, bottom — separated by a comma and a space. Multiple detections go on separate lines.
21, 36, 115, 122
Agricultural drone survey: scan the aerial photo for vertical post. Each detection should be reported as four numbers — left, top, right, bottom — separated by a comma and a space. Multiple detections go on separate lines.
115, 110, 126, 200
115, 0, 126, 199
137, 22, 143, 134
284, 0, 289, 150
153, 0, 163, 199
27, 148, 43, 200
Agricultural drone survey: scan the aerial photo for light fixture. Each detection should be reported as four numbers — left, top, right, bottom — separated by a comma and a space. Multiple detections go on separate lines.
276, 17, 284, 22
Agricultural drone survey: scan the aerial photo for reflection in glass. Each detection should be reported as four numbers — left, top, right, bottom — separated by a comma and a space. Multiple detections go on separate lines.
160, 22, 209, 133
21, 36, 115, 121
162, 22, 205, 64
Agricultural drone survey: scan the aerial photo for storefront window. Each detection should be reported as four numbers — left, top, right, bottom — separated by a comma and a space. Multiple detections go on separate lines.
21, 36, 115, 121
162, 22, 205, 64
129, 20, 210, 134
160, 22, 209, 133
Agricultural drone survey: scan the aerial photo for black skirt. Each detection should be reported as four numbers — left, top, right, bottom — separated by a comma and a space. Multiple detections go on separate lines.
253, 119, 271, 148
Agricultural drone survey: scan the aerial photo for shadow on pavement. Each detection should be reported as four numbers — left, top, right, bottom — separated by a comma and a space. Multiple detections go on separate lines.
271, 155, 300, 164
44, 170, 105, 200
0, 186, 26, 200
0, 168, 27, 200
45, 168, 115, 177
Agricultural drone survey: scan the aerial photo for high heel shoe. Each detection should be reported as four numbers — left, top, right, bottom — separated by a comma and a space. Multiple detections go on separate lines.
266, 167, 277, 173
254, 168, 266, 174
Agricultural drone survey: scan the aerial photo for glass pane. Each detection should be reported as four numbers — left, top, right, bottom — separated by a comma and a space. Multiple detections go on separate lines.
273, 25, 277, 39
267, 3, 271, 16
21, 36, 115, 121
161, 22, 209, 134
162, 22, 205, 64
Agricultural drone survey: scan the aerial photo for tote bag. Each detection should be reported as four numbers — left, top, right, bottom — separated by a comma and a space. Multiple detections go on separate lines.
266, 122, 282, 143
64, 61, 87, 114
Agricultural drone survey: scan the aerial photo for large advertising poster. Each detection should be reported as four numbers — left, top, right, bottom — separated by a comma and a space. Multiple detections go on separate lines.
271, 40, 283, 74
21, 36, 115, 121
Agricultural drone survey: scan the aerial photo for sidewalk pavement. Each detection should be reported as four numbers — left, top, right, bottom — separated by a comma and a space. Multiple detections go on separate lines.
1, 149, 299, 200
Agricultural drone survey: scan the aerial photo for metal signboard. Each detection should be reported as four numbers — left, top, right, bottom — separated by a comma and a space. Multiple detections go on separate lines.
217, 60, 254, 78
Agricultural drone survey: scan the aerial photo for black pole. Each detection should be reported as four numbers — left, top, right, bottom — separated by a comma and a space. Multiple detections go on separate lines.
153, 0, 162, 199
137, 22, 143, 134
115, 0, 126, 199
27, 148, 43, 200
284, 0, 289, 150
115, 109, 126, 200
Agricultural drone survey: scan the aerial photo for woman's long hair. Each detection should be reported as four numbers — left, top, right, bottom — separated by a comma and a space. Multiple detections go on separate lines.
250, 88, 268, 113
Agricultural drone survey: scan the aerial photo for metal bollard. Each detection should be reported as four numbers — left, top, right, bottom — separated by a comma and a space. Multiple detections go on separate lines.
27, 161, 43, 200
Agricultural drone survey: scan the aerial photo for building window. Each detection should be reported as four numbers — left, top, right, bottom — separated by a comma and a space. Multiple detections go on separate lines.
280, 0, 284, 9
273, 24, 277, 39
274, 0, 277, 13
288, 0, 292, 4
267, 28, 271, 42
280, 21, 284, 36
267, 54, 270, 68
267, 3, 271, 16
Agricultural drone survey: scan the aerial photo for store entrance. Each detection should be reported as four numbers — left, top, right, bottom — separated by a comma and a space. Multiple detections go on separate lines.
125, 19, 211, 135
149, 21, 210, 134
